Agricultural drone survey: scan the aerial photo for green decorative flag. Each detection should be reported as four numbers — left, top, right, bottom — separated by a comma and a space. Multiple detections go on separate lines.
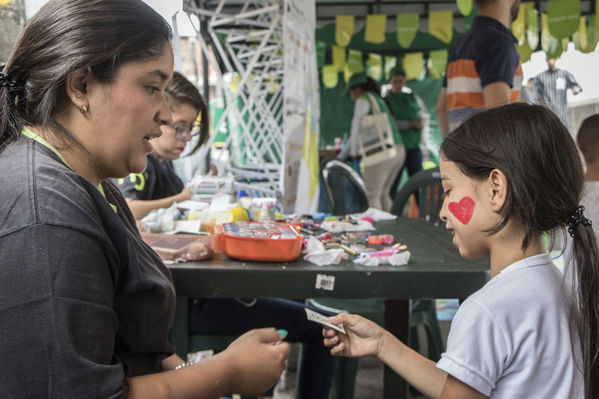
403, 52, 423, 80
517, 39, 533, 62
573, 16, 588, 51
384, 56, 397, 79
546, 36, 563, 58
396, 13, 419, 48
322, 65, 339, 88
429, 10, 453, 44
541, 13, 551, 51
316, 42, 326, 68
365, 14, 387, 44
527, 7, 539, 50
344, 64, 352, 83
511, 2, 527, 42
464, 7, 478, 31
428, 50, 448, 79
332, 45, 346, 71
347, 49, 364, 73
547, 0, 580, 39
368, 53, 382, 80
457, 0, 473, 17
587, 23, 598, 52
335, 15, 354, 47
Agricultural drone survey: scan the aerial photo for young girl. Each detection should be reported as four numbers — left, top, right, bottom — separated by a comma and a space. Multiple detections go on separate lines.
0, 1, 289, 398
323, 103, 599, 398
117, 71, 208, 219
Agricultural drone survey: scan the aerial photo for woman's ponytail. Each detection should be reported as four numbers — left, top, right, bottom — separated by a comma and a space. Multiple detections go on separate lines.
0, 68, 24, 151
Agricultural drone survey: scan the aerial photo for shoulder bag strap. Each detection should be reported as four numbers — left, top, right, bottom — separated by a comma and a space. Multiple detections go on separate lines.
365, 92, 386, 143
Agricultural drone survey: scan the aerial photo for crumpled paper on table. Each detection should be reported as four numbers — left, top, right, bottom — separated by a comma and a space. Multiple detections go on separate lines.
320, 220, 375, 233
353, 251, 411, 267
141, 203, 179, 233
353, 207, 398, 221
303, 236, 345, 266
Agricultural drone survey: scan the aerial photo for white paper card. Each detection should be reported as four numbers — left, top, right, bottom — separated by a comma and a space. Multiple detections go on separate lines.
305, 308, 346, 334
315, 274, 335, 291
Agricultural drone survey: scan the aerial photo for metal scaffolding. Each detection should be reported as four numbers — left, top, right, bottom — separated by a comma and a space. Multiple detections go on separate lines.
184, 0, 284, 199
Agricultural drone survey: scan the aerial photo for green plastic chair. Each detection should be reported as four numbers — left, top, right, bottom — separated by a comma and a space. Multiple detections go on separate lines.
321, 159, 369, 215
390, 167, 445, 363
390, 167, 444, 226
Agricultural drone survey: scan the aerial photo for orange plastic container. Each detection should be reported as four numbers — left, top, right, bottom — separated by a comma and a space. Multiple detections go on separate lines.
215, 222, 303, 262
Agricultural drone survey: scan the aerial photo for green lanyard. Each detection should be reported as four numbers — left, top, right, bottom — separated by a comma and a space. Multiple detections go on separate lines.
22, 127, 117, 213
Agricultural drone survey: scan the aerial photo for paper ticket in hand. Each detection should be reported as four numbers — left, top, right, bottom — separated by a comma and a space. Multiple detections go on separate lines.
305, 308, 346, 334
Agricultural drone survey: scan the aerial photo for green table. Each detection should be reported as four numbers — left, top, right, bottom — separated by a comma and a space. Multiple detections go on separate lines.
169, 218, 490, 399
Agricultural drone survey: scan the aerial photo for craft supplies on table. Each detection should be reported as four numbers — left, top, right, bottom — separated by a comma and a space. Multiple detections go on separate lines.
215, 221, 303, 262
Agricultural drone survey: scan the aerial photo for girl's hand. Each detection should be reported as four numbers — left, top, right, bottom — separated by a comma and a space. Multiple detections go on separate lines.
221, 328, 290, 396
323, 313, 385, 358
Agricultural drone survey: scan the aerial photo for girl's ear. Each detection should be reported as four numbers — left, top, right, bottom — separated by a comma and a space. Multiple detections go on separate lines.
488, 168, 508, 212
64, 67, 90, 111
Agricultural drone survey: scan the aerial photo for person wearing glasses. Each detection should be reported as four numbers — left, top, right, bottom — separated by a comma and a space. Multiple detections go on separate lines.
117, 72, 208, 219
116, 71, 336, 399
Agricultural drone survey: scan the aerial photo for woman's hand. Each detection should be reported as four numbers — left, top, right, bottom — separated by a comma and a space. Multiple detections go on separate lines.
323, 313, 385, 358
221, 328, 290, 396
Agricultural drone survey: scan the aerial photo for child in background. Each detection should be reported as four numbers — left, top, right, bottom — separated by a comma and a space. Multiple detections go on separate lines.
323, 103, 599, 398
117, 72, 335, 399
117, 71, 209, 219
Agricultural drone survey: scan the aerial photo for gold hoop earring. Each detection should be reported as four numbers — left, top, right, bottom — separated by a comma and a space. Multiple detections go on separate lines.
80, 104, 88, 113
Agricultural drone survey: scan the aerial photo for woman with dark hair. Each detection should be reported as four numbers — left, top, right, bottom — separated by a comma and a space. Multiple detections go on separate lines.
324, 103, 599, 398
338, 71, 406, 211
0, 1, 289, 398
117, 71, 209, 219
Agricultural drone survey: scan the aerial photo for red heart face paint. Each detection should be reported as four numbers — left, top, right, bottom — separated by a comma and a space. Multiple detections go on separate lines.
448, 196, 475, 225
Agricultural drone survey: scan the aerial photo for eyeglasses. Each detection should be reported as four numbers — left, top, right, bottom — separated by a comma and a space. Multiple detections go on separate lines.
169, 122, 197, 140
169, 111, 203, 140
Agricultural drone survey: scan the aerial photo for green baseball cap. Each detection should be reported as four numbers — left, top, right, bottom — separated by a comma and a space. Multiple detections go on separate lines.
347, 71, 368, 89
345, 71, 368, 94
389, 65, 406, 77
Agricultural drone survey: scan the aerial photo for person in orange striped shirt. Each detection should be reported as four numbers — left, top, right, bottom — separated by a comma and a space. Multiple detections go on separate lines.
436, 0, 522, 138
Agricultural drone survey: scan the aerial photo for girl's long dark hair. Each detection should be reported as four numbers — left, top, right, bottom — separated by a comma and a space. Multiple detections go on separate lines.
441, 103, 599, 398
0, 0, 172, 153
164, 72, 209, 155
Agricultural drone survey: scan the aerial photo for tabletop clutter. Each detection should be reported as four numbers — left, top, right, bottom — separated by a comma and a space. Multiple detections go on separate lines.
139, 175, 411, 266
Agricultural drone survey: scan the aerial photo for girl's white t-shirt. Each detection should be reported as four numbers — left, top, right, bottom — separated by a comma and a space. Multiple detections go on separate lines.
437, 253, 583, 398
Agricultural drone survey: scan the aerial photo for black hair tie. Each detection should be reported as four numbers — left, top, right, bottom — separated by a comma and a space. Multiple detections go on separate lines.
568, 205, 592, 237
0, 69, 24, 88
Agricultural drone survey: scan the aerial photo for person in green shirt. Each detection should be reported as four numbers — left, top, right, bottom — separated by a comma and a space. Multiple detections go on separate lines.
385, 66, 424, 199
